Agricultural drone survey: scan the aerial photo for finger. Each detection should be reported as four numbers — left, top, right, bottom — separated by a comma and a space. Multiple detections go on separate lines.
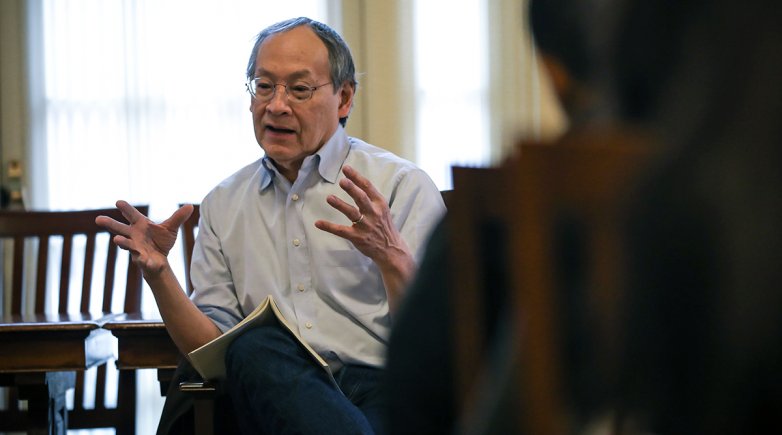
342, 165, 382, 201
111, 234, 135, 252
161, 203, 194, 230
314, 219, 353, 239
115, 199, 146, 224
95, 215, 130, 236
338, 177, 373, 214
326, 194, 362, 222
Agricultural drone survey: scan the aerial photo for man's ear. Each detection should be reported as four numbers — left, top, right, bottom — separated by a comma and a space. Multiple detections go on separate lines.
337, 82, 355, 119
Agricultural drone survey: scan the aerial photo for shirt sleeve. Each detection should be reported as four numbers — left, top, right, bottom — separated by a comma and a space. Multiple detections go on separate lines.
389, 168, 447, 263
189, 195, 245, 333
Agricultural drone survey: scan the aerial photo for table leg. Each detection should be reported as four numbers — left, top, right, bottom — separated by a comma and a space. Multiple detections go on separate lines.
15, 371, 75, 435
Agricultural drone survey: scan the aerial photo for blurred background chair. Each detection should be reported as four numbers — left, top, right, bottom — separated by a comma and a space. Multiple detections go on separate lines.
448, 129, 653, 434
0, 206, 148, 434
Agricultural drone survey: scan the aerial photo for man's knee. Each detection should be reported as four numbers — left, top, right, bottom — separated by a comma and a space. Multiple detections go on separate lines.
225, 326, 287, 376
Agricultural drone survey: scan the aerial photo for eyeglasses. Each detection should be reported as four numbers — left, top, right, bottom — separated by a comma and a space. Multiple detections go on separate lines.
245, 78, 332, 103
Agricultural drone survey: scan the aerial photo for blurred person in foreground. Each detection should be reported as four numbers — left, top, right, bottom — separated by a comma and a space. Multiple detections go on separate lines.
383, 0, 606, 433
607, 0, 782, 432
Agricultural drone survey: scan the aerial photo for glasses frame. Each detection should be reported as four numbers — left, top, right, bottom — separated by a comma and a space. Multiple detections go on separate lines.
245, 78, 333, 103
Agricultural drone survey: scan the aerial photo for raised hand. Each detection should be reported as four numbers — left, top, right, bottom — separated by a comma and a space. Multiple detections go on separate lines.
314, 166, 414, 311
95, 200, 194, 277
314, 165, 411, 265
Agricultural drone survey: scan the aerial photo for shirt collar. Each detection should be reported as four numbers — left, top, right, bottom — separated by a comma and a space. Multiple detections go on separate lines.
258, 125, 349, 190
316, 125, 350, 184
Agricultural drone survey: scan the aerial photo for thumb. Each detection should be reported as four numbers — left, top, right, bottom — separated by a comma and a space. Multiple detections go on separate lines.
161, 204, 195, 231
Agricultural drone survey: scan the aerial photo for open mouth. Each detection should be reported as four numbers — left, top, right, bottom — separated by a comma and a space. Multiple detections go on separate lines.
266, 125, 295, 134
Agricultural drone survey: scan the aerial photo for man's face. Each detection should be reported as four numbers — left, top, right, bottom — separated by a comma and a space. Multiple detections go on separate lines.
250, 26, 353, 179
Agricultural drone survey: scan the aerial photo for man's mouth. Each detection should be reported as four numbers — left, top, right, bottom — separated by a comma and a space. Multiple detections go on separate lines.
266, 125, 295, 134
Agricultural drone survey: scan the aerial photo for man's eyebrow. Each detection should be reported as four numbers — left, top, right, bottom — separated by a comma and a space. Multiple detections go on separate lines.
254, 68, 316, 81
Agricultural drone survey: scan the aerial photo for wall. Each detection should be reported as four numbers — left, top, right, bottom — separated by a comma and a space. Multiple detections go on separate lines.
0, 0, 30, 205
336, 0, 417, 160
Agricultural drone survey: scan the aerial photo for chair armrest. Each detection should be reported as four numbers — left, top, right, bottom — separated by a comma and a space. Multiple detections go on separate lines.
178, 380, 218, 435
179, 380, 217, 393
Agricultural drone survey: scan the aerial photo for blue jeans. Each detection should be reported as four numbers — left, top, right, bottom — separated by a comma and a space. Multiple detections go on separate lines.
225, 326, 385, 435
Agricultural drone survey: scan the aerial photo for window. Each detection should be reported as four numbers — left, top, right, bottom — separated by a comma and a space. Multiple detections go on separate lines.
36, 0, 327, 304
39, 0, 326, 213
413, 0, 490, 189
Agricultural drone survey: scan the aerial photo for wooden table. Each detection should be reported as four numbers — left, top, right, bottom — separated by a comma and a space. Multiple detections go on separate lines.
103, 313, 181, 395
0, 313, 116, 435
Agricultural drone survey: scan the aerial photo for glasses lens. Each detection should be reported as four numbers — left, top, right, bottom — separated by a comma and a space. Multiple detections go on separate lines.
288, 85, 313, 102
247, 80, 321, 102
254, 79, 275, 99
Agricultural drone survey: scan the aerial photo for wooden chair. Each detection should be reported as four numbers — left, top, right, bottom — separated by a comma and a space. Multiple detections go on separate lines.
176, 203, 220, 435
180, 203, 200, 295
448, 128, 654, 434
0, 206, 148, 435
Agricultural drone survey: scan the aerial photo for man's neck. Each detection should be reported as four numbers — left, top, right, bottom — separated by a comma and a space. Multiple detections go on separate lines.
275, 161, 300, 183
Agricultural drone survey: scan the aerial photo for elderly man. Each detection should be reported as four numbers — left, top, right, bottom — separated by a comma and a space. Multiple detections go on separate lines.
98, 17, 444, 435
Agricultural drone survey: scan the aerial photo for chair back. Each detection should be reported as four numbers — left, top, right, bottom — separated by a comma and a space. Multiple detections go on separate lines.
448, 128, 654, 433
0, 206, 148, 435
179, 204, 200, 295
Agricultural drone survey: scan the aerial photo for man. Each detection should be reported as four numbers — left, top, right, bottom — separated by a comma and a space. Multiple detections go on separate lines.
97, 17, 444, 434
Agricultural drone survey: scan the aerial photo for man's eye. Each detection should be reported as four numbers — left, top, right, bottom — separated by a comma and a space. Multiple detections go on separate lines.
257, 82, 274, 91
290, 85, 311, 93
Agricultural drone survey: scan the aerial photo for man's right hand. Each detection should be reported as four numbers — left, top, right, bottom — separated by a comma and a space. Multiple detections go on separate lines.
96, 200, 194, 278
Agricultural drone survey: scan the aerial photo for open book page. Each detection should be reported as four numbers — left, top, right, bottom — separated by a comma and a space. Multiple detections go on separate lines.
188, 295, 333, 382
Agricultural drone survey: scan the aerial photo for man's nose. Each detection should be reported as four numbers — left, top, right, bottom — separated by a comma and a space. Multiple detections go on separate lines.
266, 84, 291, 110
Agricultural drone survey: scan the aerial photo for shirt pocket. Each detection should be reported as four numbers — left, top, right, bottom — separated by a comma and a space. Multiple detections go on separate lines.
316, 249, 386, 316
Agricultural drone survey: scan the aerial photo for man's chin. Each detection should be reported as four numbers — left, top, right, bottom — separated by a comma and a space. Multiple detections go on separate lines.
262, 148, 303, 166
260, 140, 294, 154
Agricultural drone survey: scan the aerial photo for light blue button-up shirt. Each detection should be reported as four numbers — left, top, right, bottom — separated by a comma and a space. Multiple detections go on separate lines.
189, 126, 445, 368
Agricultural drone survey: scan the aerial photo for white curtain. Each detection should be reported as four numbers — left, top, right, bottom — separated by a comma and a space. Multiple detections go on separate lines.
37, 0, 327, 306
41, 0, 325, 212
414, 0, 491, 189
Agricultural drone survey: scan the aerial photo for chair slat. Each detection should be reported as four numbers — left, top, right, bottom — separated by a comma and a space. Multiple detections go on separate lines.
81, 233, 96, 313
74, 370, 85, 412
94, 364, 107, 410
103, 240, 118, 313
11, 236, 24, 315
179, 203, 200, 295
122, 248, 142, 314
59, 235, 73, 314
34, 235, 49, 313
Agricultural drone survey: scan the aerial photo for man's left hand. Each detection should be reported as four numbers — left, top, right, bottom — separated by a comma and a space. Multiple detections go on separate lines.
314, 165, 412, 269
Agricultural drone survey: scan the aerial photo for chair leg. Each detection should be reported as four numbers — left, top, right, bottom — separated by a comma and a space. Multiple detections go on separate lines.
115, 369, 137, 435
193, 395, 215, 435
16, 372, 74, 435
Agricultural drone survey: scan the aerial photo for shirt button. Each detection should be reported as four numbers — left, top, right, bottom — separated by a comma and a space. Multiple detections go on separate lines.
291, 193, 300, 201
305, 322, 313, 329
292, 238, 301, 247
297, 283, 305, 292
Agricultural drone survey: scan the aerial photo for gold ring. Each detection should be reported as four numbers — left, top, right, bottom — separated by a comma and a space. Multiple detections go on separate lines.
352, 214, 365, 226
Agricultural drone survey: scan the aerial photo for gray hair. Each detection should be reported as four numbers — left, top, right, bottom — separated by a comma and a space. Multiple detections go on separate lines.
246, 17, 358, 126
